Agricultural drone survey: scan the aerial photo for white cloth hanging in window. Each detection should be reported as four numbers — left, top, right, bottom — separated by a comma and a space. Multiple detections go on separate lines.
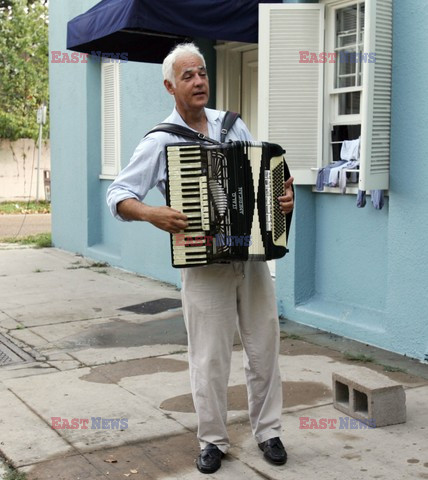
340, 138, 360, 161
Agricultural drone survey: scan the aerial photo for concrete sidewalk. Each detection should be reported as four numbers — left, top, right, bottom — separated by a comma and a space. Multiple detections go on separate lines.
0, 246, 427, 480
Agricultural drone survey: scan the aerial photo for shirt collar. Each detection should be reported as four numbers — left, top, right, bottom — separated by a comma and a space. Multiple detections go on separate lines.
171, 107, 221, 129
205, 108, 221, 126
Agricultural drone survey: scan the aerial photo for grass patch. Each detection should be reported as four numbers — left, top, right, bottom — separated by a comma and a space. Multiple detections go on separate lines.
343, 352, 374, 363
66, 261, 109, 270
90, 262, 109, 268
0, 201, 50, 215
343, 352, 407, 372
3, 466, 27, 480
381, 364, 407, 373
280, 331, 303, 341
0, 233, 52, 248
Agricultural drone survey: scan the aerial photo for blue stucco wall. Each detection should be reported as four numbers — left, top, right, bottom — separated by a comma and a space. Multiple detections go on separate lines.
50, 0, 428, 362
49, 1, 97, 254
384, 0, 428, 360
276, 0, 428, 362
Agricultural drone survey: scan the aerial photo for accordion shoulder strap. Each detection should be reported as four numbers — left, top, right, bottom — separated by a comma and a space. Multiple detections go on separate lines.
220, 111, 240, 142
145, 123, 220, 144
145, 110, 241, 144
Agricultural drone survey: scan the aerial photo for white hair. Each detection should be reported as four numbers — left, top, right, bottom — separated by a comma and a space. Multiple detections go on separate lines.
162, 42, 206, 87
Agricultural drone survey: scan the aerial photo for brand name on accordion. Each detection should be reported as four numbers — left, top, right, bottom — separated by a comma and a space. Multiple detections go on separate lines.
231, 187, 245, 215
175, 234, 252, 247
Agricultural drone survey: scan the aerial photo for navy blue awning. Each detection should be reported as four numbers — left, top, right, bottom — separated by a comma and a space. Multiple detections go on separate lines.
67, 0, 281, 63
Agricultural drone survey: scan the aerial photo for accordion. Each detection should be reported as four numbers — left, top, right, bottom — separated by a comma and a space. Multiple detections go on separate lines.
165, 141, 292, 268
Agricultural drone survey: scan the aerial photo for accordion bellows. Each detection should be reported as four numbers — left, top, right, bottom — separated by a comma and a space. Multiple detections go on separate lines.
166, 141, 292, 268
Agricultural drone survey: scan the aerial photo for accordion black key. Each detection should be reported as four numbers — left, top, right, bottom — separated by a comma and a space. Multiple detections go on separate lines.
166, 141, 292, 268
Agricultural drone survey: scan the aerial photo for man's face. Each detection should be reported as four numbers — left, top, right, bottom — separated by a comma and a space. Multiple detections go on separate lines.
165, 53, 210, 114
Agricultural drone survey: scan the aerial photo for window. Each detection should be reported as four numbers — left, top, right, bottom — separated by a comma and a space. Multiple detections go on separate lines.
323, 1, 365, 191
259, 0, 392, 191
332, 3, 365, 117
101, 60, 121, 177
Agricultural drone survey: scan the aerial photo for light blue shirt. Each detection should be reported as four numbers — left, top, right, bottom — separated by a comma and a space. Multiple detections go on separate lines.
106, 107, 253, 220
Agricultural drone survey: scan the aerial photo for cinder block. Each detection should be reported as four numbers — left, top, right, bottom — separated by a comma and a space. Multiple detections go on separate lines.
332, 366, 406, 427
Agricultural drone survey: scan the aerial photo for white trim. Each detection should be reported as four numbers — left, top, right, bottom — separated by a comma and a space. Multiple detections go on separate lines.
330, 86, 364, 95
312, 185, 389, 195
99, 174, 117, 180
215, 42, 257, 53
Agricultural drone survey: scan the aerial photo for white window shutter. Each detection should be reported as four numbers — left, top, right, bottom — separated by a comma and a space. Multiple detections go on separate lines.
101, 61, 121, 176
258, 4, 324, 184
359, 0, 393, 191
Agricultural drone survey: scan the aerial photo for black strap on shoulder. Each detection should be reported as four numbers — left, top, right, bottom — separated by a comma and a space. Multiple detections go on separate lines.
145, 123, 220, 145
145, 111, 242, 144
220, 111, 240, 142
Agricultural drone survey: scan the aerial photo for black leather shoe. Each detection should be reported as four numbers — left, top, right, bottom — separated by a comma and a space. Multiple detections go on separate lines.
258, 437, 287, 465
196, 443, 225, 474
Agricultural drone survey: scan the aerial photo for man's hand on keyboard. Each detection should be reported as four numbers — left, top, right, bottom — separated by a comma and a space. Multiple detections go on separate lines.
147, 206, 189, 234
278, 176, 294, 215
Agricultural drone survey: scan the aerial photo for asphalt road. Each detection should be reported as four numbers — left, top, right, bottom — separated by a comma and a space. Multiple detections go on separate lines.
0, 214, 51, 239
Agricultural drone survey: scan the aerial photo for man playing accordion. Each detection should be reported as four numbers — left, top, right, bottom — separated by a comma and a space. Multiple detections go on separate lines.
107, 42, 294, 474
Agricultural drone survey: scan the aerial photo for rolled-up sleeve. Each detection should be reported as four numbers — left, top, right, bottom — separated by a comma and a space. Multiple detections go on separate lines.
106, 135, 166, 221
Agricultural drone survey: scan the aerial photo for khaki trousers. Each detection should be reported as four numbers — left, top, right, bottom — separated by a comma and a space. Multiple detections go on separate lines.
181, 261, 282, 453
